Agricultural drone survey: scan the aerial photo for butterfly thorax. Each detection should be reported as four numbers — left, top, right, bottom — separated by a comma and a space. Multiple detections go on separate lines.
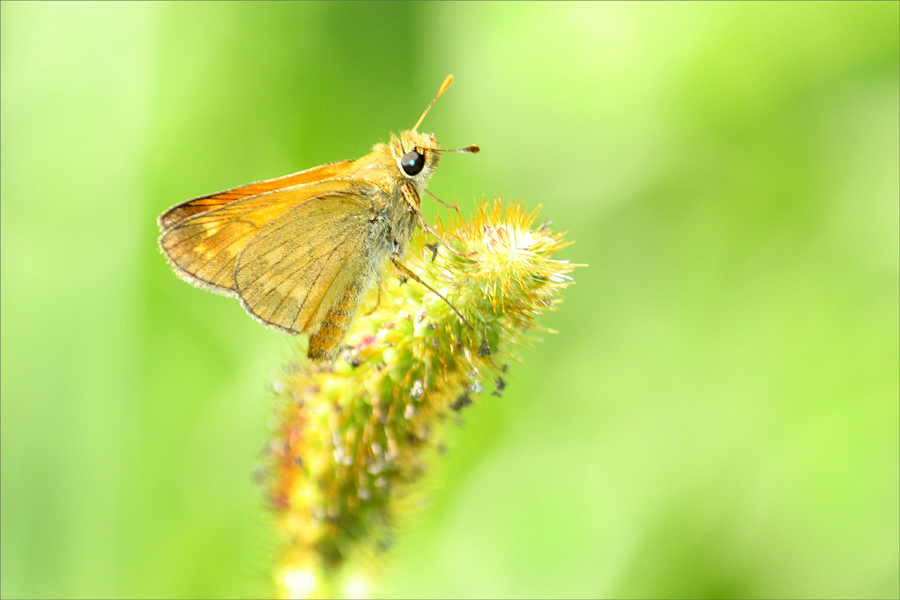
342, 129, 441, 251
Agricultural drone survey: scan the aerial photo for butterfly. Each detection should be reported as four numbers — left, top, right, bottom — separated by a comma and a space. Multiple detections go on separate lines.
158, 75, 477, 364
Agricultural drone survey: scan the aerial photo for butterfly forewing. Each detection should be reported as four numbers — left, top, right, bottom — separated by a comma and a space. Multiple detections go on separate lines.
159, 179, 355, 293
158, 160, 354, 231
234, 191, 374, 335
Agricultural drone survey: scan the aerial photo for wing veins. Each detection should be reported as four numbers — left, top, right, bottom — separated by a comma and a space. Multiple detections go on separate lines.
248, 227, 356, 326
240, 222, 353, 289
284, 231, 362, 331
175, 225, 255, 274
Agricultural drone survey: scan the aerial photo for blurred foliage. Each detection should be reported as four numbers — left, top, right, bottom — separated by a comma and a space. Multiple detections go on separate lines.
1, 2, 897, 598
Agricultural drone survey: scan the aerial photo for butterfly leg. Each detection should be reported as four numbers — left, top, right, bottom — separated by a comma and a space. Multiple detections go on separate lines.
426, 189, 461, 215
389, 256, 472, 329
400, 185, 473, 258
415, 210, 474, 259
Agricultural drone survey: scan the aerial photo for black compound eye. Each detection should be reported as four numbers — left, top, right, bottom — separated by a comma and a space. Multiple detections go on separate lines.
400, 150, 425, 176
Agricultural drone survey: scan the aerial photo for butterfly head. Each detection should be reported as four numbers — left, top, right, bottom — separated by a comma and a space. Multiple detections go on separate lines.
392, 130, 441, 184
391, 129, 479, 185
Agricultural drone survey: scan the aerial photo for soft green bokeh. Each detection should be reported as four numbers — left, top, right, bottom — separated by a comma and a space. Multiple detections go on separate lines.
1, 2, 897, 598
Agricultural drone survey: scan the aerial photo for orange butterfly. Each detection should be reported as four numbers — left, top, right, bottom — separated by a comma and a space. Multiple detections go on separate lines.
158, 75, 477, 364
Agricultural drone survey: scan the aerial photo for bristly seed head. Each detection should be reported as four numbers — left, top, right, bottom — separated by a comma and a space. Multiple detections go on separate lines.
263, 198, 581, 596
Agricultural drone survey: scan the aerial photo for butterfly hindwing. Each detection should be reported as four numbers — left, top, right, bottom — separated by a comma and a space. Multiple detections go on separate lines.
233, 189, 376, 335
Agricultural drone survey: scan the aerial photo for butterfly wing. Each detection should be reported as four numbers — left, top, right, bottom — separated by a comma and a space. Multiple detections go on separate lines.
158, 160, 354, 230
158, 178, 355, 294
233, 185, 377, 335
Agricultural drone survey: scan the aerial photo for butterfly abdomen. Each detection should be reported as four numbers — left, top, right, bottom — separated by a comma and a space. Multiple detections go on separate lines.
307, 280, 365, 363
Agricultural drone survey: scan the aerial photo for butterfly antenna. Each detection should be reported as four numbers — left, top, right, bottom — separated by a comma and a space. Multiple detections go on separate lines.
413, 74, 454, 131
426, 144, 480, 154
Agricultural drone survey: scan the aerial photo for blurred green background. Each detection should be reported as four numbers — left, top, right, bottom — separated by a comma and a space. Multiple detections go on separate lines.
2, 2, 898, 598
